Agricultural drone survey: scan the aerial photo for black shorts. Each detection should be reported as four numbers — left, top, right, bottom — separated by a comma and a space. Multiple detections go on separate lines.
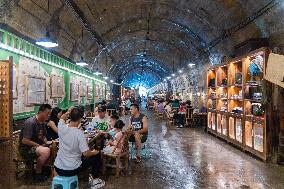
19, 146, 37, 161
129, 134, 148, 143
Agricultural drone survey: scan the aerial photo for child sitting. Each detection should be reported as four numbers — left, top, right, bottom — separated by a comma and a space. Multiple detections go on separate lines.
103, 120, 125, 154
107, 115, 119, 140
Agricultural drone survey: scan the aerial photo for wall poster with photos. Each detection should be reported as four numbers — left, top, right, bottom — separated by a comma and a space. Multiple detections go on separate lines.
26, 76, 46, 105
70, 82, 79, 101
86, 84, 93, 99
50, 74, 65, 98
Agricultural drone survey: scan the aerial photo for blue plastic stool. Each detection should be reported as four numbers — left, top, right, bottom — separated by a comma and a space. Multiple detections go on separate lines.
51, 175, 79, 189
130, 142, 149, 159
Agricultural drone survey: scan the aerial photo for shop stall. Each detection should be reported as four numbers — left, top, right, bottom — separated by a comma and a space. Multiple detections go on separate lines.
207, 47, 271, 160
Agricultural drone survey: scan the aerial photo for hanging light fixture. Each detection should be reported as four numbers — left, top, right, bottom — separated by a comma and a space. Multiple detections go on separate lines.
166, 76, 171, 79
94, 68, 103, 75
76, 56, 88, 67
188, 63, 195, 67
103, 75, 109, 80
36, 32, 58, 48
110, 79, 114, 83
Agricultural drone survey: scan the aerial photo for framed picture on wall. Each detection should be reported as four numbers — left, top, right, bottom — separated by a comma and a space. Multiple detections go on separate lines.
79, 81, 86, 97
25, 76, 46, 105
70, 82, 79, 101
86, 85, 93, 100
50, 74, 65, 98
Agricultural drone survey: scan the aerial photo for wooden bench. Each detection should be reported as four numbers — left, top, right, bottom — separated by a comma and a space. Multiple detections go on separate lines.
185, 108, 194, 127
12, 130, 35, 177
166, 113, 174, 125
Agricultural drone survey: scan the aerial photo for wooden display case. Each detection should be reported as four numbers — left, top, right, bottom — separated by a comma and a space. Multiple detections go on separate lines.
222, 114, 228, 136
0, 57, 13, 141
217, 113, 222, 134
207, 48, 270, 160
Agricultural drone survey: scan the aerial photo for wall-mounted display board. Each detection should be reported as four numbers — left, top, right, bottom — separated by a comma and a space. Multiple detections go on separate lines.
70, 82, 79, 101
265, 53, 284, 88
86, 85, 93, 100
207, 47, 271, 160
79, 81, 85, 97
95, 83, 100, 97
0, 58, 13, 141
50, 74, 65, 98
26, 76, 46, 105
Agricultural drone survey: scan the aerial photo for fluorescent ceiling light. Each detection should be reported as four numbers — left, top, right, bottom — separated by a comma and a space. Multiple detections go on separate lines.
110, 80, 114, 83
103, 76, 109, 80
166, 76, 171, 79
94, 70, 103, 75
188, 63, 195, 67
178, 69, 183, 73
36, 32, 58, 48
76, 57, 88, 67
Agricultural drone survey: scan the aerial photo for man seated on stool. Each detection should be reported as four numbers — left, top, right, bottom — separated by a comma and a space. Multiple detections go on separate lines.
19, 104, 52, 181
128, 104, 148, 163
54, 107, 105, 189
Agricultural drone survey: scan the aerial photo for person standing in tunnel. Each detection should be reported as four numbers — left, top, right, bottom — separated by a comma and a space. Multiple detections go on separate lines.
128, 103, 148, 163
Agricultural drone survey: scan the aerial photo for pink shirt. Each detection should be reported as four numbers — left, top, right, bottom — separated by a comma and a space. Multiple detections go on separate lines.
113, 131, 124, 154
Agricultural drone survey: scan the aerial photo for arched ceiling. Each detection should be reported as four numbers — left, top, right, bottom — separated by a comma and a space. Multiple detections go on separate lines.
1, 0, 283, 88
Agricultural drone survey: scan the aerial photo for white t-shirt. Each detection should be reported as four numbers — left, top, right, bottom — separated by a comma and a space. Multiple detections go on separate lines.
88, 115, 110, 131
54, 120, 89, 170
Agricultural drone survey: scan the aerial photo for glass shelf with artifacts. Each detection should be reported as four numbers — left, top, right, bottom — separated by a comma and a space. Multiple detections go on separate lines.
206, 47, 270, 160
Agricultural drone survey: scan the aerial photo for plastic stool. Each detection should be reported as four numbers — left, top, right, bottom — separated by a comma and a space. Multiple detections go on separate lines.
51, 175, 79, 189
130, 142, 148, 159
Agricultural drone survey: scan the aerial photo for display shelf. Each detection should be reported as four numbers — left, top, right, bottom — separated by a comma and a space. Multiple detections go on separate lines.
254, 122, 264, 152
211, 112, 216, 131
228, 116, 235, 139
207, 69, 216, 88
244, 99, 262, 102
236, 118, 243, 143
206, 47, 270, 160
222, 114, 228, 136
217, 113, 222, 133
216, 66, 228, 87
208, 112, 212, 129
245, 120, 253, 147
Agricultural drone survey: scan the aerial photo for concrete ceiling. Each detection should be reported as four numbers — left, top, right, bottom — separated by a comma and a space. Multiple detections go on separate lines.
0, 0, 284, 87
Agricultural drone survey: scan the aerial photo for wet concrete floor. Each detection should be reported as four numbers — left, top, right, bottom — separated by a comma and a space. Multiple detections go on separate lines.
15, 109, 284, 189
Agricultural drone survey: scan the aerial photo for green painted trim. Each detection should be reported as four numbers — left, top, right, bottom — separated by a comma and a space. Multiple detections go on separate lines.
14, 111, 36, 121
0, 28, 108, 120
0, 28, 106, 84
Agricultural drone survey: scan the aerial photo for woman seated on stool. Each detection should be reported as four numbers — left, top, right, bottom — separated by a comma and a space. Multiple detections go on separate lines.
54, 107, 105, 189
107, 115, 120, 141
46, 107, 63, 141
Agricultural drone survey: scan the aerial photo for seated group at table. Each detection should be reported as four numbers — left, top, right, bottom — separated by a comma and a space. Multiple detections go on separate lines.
19, 102, 148, 188
153, 98, 207, 128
